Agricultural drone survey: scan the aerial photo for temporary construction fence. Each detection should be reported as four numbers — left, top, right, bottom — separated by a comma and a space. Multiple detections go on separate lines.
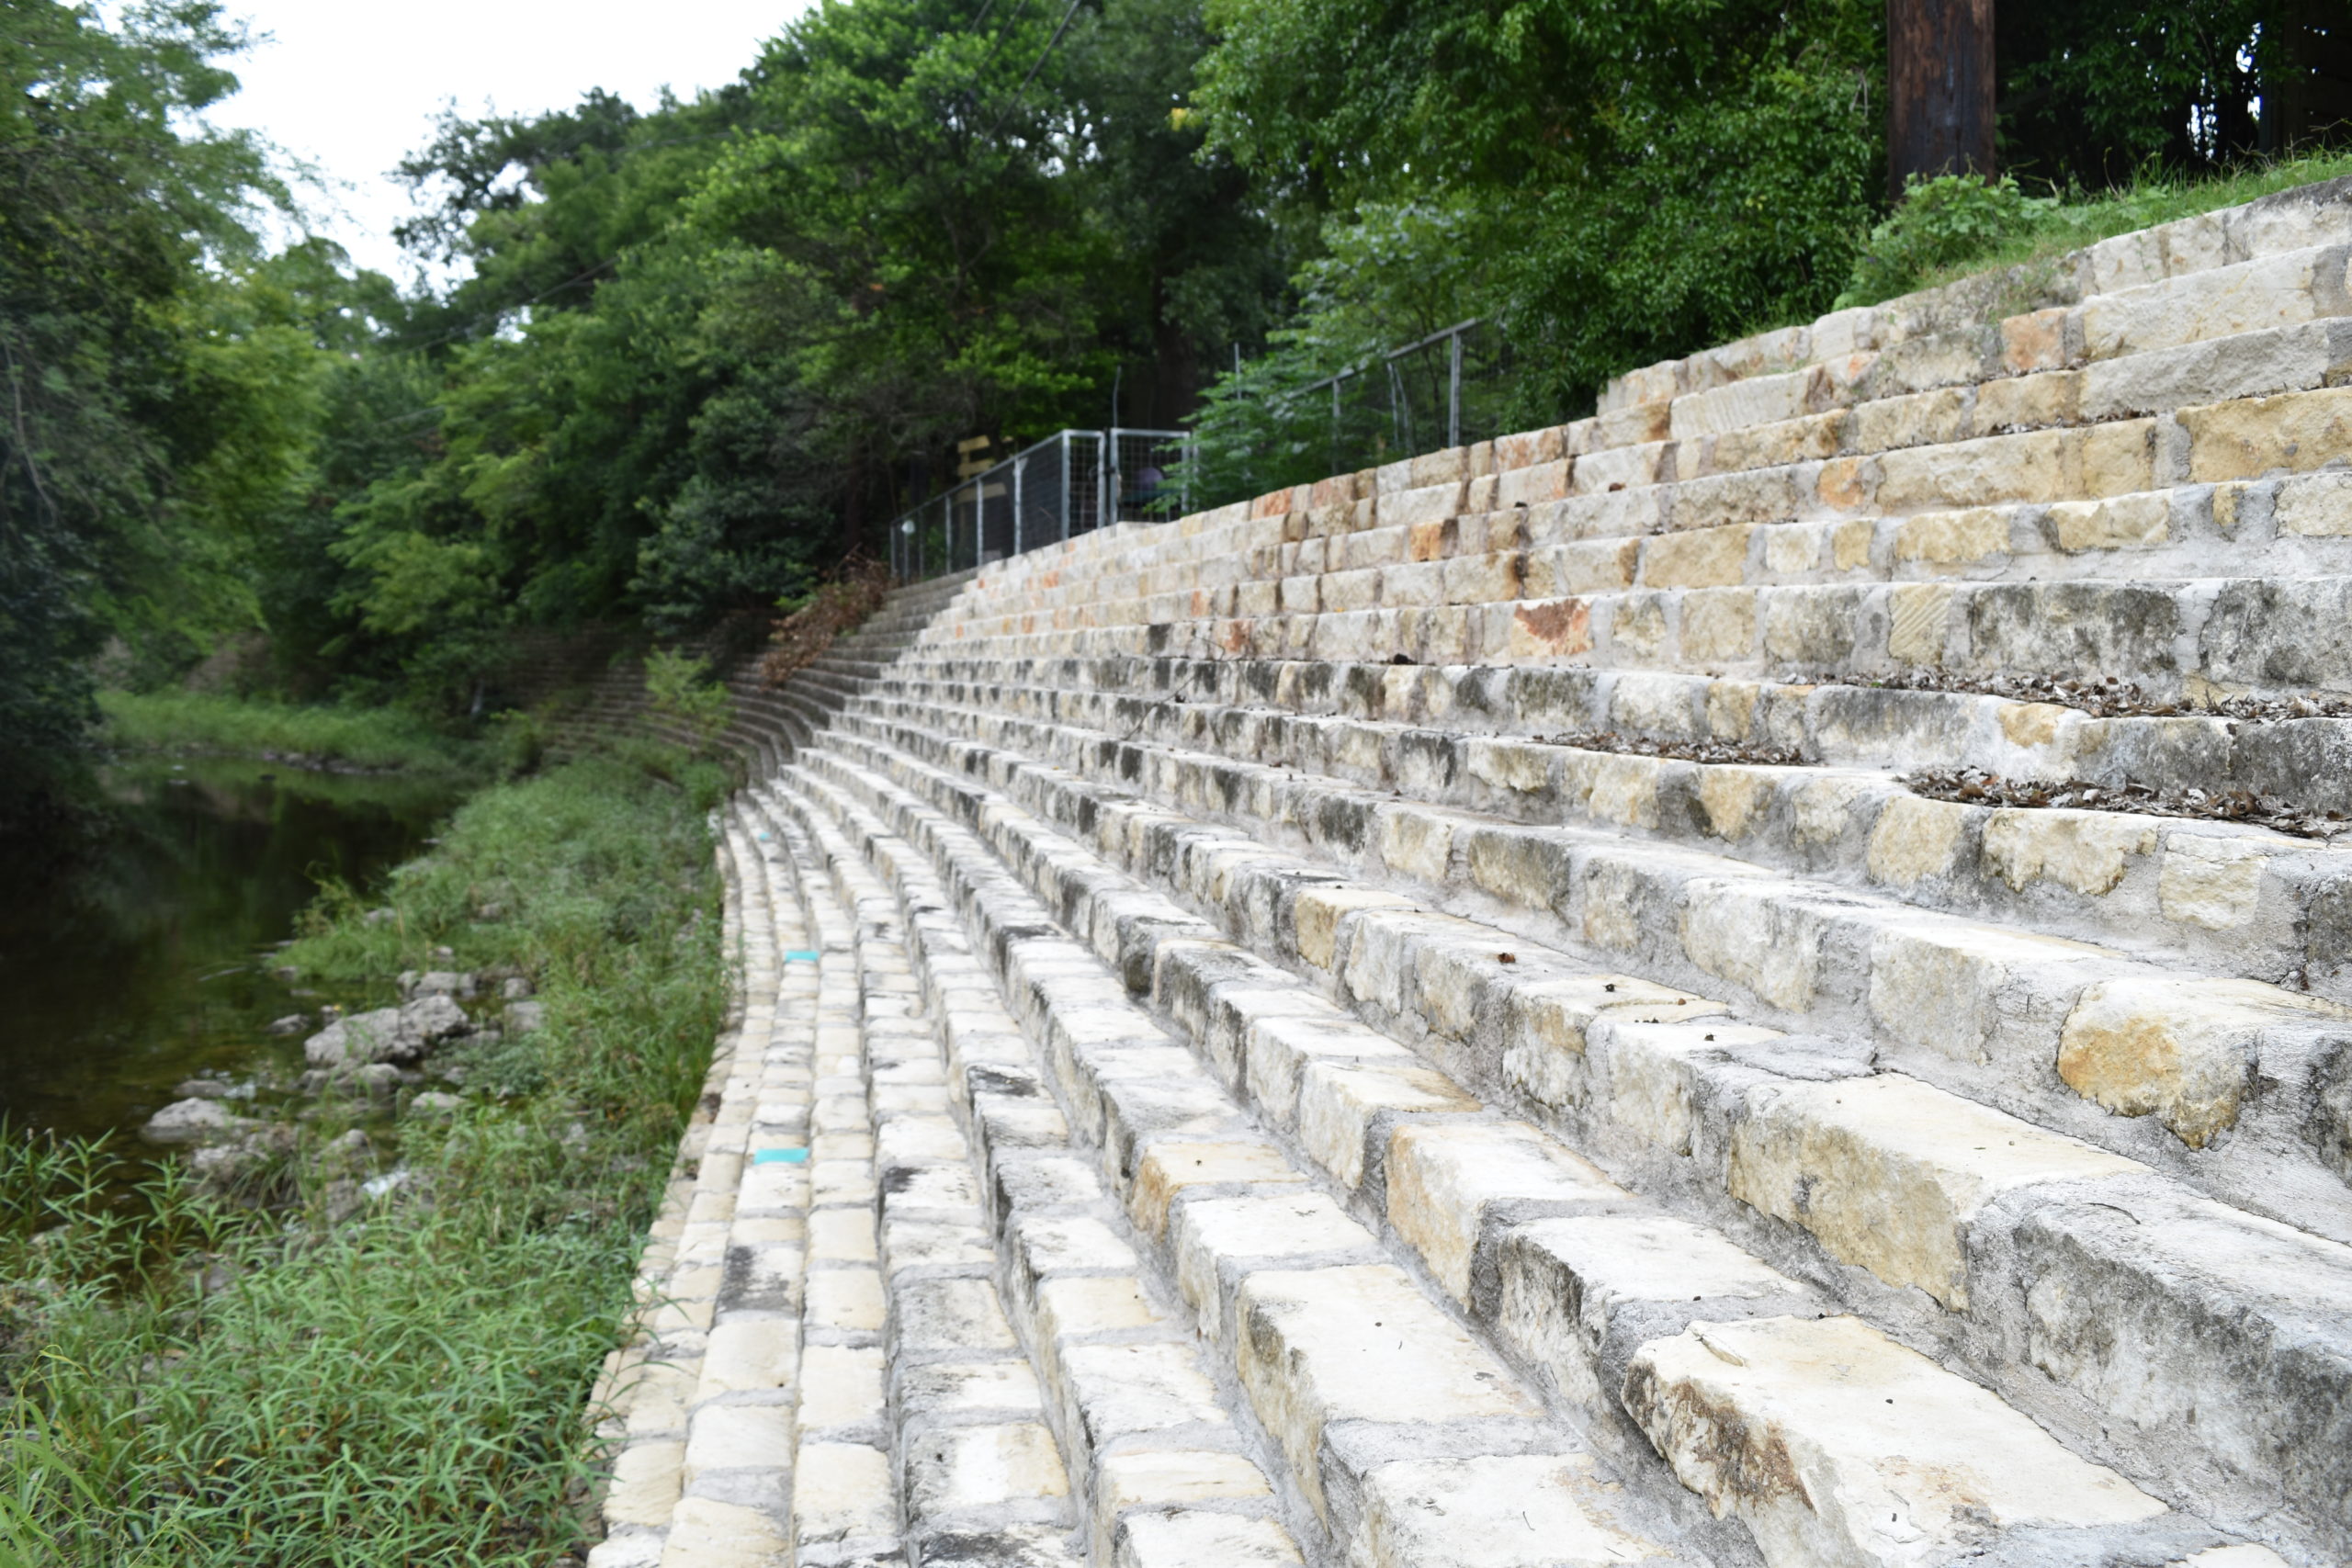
889, 427, 1189, 582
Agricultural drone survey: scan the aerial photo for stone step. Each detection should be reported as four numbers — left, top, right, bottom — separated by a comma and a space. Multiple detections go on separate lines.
771, 714, 2352, 1563
766, 737, 2302, 1567
904, 564, 2352, 709
753, 778, 1317, 1566
837, 646, 2352, 822
833, 671, 2352, 995
591, 803, 816, 1566
820, 699, 2352, 1236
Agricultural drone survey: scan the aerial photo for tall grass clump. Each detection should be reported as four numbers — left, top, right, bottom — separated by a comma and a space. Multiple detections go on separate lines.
0, 750, 729, 1566
97, 690, 481, 773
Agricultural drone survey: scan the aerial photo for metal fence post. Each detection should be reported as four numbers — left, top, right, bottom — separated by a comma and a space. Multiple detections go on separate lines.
1013, 455, 1025, 558
1448, 326, 1464, 450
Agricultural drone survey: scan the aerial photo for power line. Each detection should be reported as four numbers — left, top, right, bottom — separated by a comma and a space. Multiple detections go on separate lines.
981, 0, 1087, 141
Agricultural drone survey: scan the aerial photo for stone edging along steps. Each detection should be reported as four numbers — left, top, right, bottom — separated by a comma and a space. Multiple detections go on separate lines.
575, 179, 2352, 1568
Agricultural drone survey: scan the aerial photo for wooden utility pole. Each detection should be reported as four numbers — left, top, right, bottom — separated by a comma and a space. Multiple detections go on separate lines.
1886, 0, 1996, 201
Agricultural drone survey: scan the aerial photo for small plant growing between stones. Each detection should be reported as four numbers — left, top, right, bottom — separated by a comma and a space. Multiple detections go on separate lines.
643, 649, 734, 756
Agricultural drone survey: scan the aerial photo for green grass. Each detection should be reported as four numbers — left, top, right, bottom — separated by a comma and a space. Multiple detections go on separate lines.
96, 690, 481, 773
1838, 147, 2352, 310
0, 750, 731, 1566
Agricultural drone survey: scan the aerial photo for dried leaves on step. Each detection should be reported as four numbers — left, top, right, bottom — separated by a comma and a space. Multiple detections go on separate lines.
1536, 730, 1811, 767
1906, 768, 2351, 840
1853, 670, 2352, 723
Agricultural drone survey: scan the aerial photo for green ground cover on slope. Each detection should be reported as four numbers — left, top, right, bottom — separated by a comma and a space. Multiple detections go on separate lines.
0, 749, 729, 1567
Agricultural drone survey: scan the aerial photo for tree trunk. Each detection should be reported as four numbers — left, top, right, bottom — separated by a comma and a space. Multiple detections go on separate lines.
1887, 0, 1997, 200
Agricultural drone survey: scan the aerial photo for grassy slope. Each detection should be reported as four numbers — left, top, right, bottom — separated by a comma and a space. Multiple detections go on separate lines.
1845, 148, 2352, 310
0, 750, 729, 1567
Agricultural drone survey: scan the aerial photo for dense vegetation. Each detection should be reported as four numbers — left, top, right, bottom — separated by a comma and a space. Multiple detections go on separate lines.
5, 0, 2346, 814
0, 749, 728, 1566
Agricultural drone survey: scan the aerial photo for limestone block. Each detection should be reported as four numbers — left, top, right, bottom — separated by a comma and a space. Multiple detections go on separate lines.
1496, 459, 1570, 508
1297, 1060, 1479, 1190
1884, 582, 1953, 665
698, 1317, 798, 1395
602, 1438, 684, 1529
797, 1344, 888, 1431
1130, 1138, 1305, 1238
1865, 916, 2109, 1066
2274, 469, 2352, 536
899, 1359, 1045, 1424
1229, 1265, 1543, 1519
1851, 386, 1968, 453
1865, 794, 1970, 887
1678, 589, 1757, 665
1674, 468, 1805, 528
1679, 883, 1825, 1011
1981, 807, 2156, 896
2059, 976, 2350, 1148
2075, 417, 2156, 496
1385, 1122, 1628, 1302
1501, 974, 1715, 1116
1355, 1453, 1677, 1566
2050, 491, 2171, 552
1093, 1449, 1272, 1543
1728, 1075, 2144, 1307
1493, 426, 1567, 471
895, 1275, 1019, 1353
2156, 835, 2272, 931
682, 1402, 793, 1482
1035, 1275, 1162, 1345
2083, 243, 2351, 360
790, 1441, 896, 1543
808, 1208, 879, 1266
905, 1423, 1069, 1522
1505, 597, 1595, 660
1495, 1213, 1810, 1407
1170, 1190, 1379, 1327
1643, 525, 1755, 589
1114, 1510, 1302, 1567
1293, 886, 1415, 970
1975, 366, 2081, 432
804, 1267, 887, 1334
1893, 508, 2010, 570
1243, 1013, 1416, 1130
1572, 442, 1668, 496
1057, 1341, 1228, 1440
1877, 430, 2068, 511
1623, 1314, 2165, 1568
1706, 411, 1845, 473
1606, 594, 1669, 662
1379, 482, 1467, 531
1375, 806, 1455, 882
1602, 1021, 1781, 1156
1758, 586, 1863, 668
2183, 386, 2352, 481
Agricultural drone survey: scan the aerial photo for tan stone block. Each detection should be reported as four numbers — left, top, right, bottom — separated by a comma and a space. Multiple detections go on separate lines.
1114, 1510, 1302, 1567
1853, 387, 1968, 453
1606, 594, 1667, 660
1293, 886, 1415, 970
1095, 1450, 1273, 1537
1679, 880, 1822, 1010
1829, 517, 1874, 570
2274, 470, 2352, 536
1817, 457, 1869, 511
1442, 550, 1521, 604
1894, 508, 2010, 569
1492, 426, 1566, 470
683, 1402, 792, 1482
1589, 753, 1668, 829
1866, 795, 1969, 886
1982, 809, 2155, 896
697, 1317, 797, 1395
1886, 582, 1954, 665
1644, 525, 1754, 589
1356, 1453, 1674, 1566
2075, 418, 2155, 496
797, 1344, 886, 1430
906, 1422, 1069, 1519
804, 1267, 887, 1333
2184, 387, 2352, 481
2157, 836, 2271, 931
1297, 1061, 1478, 1190
658, 1495, 790, 1568
1230, 1266, 1541, 1520
808, 1208, 878, 1264
1625, 1314, 2164, 1568
1866, 918, 2109, 1066
1506, 597, 1595, 660
2059, 977, 2349, 1149
1495, 459, 1569, 508
1130, 1139, 1305, 1239
2051, 491, 2170, 552
791, 1441, 896, 1543
1375, 806, 1455, 882
1878, 429, 2068, 510
1728, 1075, 2143, 1307
1385, 1122, 1626, 1301
602, 1439, 684, 1529
1975, 367, 2082, 433
2001, 307, 2069, 374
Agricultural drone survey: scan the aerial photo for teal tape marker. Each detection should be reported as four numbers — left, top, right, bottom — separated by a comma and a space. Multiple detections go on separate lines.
784, 949, 820, 962
752, 1147, 808, 1165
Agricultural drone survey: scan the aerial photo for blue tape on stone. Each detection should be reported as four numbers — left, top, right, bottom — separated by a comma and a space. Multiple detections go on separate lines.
784, 950, 820, 961
752, 1147, 808, 1165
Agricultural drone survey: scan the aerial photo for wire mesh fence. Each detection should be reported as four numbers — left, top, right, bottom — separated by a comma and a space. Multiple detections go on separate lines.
889, 427, 1190, 582
1181, 319, 1528, 513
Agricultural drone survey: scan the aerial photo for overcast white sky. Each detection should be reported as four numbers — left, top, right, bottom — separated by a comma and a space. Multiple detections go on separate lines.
200, 2, 812, 285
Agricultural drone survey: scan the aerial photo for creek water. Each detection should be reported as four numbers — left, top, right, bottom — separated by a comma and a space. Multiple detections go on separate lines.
0, 758, 463, 1145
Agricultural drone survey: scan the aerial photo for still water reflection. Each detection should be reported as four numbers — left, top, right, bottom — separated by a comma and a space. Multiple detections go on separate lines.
0, 759, 462, 1142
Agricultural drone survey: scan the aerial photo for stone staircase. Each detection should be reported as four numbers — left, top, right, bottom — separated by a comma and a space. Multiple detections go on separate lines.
584, 180, 2352, 1567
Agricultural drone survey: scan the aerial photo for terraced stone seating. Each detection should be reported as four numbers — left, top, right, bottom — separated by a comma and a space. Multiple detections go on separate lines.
587, 180, 2352, 1567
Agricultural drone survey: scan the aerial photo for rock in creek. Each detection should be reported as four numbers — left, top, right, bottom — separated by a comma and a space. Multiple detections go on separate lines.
142, 1097, 253, 1145
303, 995, 469, 1068
264, 1012, 310, 1035
398, 969, 476, 1001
